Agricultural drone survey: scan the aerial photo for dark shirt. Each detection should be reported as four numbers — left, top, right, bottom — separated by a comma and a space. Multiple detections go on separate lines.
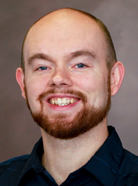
1, 126, 138, 186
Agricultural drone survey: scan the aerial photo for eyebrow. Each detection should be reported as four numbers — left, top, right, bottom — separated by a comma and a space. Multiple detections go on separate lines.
28, 50, 96, 65
68, 50, 96, 60
28, 53, 54, 65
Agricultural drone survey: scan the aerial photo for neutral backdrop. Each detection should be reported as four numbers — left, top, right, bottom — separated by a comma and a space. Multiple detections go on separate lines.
0, 0, 138, 162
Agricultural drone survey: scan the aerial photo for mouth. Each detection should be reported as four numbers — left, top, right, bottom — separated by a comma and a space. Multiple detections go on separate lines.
48, 97, 80, 106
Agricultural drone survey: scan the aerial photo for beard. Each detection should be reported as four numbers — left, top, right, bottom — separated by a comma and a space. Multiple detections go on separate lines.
24, 77, 111, 139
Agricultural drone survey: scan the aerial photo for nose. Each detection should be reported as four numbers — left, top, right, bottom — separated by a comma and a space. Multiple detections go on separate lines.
48, 68, 73, 88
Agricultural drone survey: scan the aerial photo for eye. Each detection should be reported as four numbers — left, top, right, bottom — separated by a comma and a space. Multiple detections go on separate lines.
37, 66, 50, 71
75, 63, 86, 68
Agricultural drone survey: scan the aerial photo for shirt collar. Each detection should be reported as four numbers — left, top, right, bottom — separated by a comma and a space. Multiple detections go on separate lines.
18, 126, 123, 186
17, 138, 45, 185
84, 126, 124, 186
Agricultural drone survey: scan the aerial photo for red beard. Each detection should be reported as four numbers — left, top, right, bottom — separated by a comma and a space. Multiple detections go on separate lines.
25, 78, 111, 139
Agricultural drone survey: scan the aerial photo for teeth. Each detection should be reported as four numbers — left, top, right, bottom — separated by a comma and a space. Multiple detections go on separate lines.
62, 98, 66, 104
57, 98, 62, 104
51, 99, 55, 105
55, 100, 58, 105
70, 99, 74, 104
50, 98, 77, 106
67, 99, 70, 104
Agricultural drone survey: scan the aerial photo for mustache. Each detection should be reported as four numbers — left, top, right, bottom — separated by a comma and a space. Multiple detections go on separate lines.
37, 89, 87, 103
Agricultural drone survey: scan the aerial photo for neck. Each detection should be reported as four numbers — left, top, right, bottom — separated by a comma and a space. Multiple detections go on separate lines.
41, 119, 108, 185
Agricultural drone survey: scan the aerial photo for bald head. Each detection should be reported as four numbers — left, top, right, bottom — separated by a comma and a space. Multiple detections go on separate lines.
21, 8, 116, 72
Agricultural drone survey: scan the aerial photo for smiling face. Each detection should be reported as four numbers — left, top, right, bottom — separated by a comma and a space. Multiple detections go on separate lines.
17, 9, 111, 139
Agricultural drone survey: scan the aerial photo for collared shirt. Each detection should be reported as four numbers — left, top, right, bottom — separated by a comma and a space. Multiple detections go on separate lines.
1, 126, 138, 186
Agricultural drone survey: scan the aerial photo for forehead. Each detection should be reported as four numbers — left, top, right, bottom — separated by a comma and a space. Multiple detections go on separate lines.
24, 10, 106, 62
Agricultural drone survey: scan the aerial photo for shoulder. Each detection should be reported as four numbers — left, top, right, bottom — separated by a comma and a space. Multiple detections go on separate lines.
0, 155, 29, 173
122, 149, 138, 169
0, 155, 29, 185
115, 149, 138, 185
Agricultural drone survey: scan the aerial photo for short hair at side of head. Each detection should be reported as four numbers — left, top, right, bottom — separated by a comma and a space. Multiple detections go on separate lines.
21, 8, 117, 72
21, 37, 26, 72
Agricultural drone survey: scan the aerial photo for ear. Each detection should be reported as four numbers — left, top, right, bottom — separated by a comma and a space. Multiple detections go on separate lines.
110, 61, 125, 96
16, 68, 26, 99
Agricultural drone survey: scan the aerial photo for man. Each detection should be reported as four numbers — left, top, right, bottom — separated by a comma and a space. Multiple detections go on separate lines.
0, 8, 138, 186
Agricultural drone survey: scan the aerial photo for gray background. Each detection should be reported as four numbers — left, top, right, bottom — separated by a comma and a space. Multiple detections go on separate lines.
0, 0, 138, 162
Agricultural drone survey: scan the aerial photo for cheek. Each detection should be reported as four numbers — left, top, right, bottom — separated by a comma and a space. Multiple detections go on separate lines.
72, 73, 100, 93
72, 72, 108, 105
25, 76, 49, 98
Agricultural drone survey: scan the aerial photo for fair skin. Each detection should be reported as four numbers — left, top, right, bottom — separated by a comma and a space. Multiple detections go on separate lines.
16, 9, 124, 185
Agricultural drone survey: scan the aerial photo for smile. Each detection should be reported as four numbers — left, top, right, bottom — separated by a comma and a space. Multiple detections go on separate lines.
49, 98, 79, 106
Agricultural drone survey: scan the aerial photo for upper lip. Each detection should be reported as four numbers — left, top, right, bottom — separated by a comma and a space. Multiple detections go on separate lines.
46, 94, 80, 102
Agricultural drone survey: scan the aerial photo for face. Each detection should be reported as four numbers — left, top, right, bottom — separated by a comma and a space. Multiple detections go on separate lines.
17, 11, 111, 139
